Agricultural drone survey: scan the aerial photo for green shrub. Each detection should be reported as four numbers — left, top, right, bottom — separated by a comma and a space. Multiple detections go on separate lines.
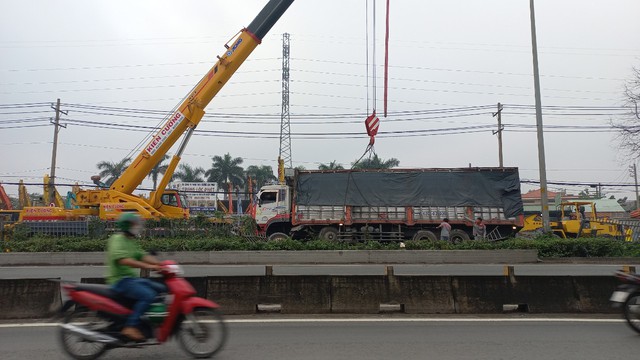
8, 231, 640, 257
10, 223, 31, 242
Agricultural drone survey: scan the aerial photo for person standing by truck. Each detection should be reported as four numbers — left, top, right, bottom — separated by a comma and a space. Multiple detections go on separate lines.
437, 218, 452, 241
473, 217, 486, 240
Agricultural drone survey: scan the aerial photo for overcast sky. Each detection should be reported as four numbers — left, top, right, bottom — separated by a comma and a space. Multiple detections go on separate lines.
1, 0, 639, 200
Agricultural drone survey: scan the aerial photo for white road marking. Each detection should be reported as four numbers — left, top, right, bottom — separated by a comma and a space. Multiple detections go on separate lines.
0, 317, 624, 328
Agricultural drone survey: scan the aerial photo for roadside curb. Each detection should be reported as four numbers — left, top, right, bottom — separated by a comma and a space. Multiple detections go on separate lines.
0, 250, 539, 266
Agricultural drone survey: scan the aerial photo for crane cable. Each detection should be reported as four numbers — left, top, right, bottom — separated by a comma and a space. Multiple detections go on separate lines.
356, 0, 389, 168
383, 0, 390, 118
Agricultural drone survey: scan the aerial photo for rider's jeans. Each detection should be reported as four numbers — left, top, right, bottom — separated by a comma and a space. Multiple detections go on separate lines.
111, 277, 167, 327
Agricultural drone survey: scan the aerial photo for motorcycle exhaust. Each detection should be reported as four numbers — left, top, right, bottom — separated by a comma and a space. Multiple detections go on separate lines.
60, 323, 119, 344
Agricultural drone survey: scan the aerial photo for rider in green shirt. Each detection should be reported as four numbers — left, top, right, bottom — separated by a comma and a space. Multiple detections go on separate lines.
106, 232, 145, 284
106, 213, 165, 342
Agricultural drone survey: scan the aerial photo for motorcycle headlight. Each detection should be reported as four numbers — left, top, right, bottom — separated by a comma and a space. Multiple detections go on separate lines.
166, 264, 184, 276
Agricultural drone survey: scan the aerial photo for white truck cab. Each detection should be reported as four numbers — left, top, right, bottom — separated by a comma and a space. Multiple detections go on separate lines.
255, 184, 291, 230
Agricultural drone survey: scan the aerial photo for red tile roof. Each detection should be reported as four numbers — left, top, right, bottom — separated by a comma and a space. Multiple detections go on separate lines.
521, 189, 559, 199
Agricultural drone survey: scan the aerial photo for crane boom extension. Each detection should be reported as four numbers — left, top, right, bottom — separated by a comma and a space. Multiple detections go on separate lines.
111, 0, 294, 195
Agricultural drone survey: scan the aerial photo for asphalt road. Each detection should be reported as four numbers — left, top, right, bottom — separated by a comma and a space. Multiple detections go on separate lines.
0, 263, 637, 281
2, 317, 639, 360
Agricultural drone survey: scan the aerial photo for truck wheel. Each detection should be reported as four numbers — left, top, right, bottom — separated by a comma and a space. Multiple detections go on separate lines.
449, 229, 470, 244
268, 232, 290, 241
319, 227, 339, 241
412, 230, 437, 241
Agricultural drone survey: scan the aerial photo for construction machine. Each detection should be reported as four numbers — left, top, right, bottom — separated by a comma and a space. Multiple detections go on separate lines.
43, 174, 65, 208
520, 201, 623, 238
18, 180, 31, 208
0, 183, 12, 210
14, 0, 294, 222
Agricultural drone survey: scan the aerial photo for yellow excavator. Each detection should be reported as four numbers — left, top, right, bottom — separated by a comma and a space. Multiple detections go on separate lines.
0, 180, 36, 221
520, 201, 623, 239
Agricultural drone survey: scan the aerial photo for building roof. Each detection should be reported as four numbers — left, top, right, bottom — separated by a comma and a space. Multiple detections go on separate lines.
592, 198, 626, 213
521, 189, 560, 199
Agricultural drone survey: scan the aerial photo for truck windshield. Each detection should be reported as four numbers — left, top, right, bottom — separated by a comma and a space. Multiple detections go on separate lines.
260, 191, 277, 205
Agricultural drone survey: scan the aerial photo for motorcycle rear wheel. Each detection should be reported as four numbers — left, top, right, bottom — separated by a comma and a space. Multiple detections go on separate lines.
59, 307, 109, 360
623, 292, 640, 334
178, 307, 227, 358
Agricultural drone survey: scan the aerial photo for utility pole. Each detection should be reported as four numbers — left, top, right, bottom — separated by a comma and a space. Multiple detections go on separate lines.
529, 0, 550, 233
492, 102, 504, 168
49, 99, 67, 205
588, 183, 602, 199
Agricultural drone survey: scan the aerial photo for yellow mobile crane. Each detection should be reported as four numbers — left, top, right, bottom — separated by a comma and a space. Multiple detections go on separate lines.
19, 0, 294, 222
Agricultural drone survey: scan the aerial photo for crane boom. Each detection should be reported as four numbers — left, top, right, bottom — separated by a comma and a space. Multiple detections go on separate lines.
111, 0, 294, 195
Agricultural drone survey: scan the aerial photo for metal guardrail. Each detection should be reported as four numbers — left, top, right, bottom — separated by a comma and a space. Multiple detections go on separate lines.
24, 221, 90, 236
598, 218, 640, 242
2, 219, 234, 239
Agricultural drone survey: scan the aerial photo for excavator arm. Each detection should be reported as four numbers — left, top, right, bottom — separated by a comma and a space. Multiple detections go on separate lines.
0, 184, 12, 210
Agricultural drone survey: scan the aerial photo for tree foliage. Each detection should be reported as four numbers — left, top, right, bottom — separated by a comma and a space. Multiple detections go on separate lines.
612, 66, 640, 158
174, 163, 206, 183
96, 157, 131, 186
351, 154, 400, 169
245, 165, 277, 189
206, 153, 245, 189
147, 154, 170, 190
318, 160, 344, 170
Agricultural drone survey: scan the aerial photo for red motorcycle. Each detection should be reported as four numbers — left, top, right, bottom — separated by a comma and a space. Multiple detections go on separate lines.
58, 260, 227, 359
610, 270, 640, 334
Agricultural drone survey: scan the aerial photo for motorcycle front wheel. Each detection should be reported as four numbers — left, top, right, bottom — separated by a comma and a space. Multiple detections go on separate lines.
59, 307, 109, 360
178, 307, 227, 358
623, 292, 640, 334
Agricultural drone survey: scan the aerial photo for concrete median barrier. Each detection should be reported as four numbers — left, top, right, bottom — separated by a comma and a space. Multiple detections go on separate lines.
0, 278, 61, 319
0, 273, 620, 318
392, 276, 455, 314
331, 276, 388, 313
208, 275, 332, 314
572, 276, 618, 313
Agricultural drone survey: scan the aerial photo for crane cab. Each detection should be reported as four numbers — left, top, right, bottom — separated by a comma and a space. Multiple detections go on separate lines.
153, 189, 190, 219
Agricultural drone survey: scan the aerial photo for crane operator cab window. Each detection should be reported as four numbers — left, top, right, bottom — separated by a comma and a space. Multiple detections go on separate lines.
161, 192, 188, 208
259, 191, 277, 206
178, 193, 189, 208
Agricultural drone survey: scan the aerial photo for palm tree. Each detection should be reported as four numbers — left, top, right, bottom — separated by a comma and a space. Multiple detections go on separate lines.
96, 157, 132, 186
173, 163, 206, 183
318, 160, 344, 170
351, 154, 400, 169
205, 153, 245, 190
245, 165, 277, 189
147, 154, 170, 190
